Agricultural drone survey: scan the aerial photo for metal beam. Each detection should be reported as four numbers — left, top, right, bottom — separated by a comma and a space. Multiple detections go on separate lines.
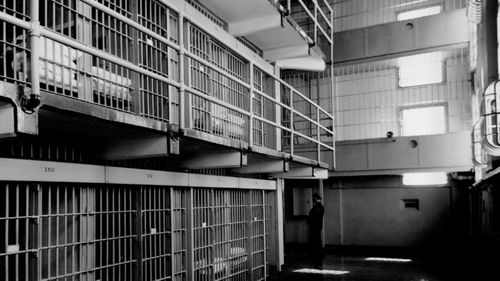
180, 150, 247, 169
99, 136, 171, 160
0, 157, 276, 189
105, 166, 188, 186
333, 9, 468, 63
233, 154, 289, 173
0, 157, 105, 183
270, 166, 328, 179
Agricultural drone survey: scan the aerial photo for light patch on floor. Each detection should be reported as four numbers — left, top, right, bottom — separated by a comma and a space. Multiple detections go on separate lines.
293, 268, 349, 275
365, 257, 412, 262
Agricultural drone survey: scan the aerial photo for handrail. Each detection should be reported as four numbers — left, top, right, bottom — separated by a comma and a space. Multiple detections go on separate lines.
253, 114, 334, 151
254, 65, 333, 119
40, 28, 181, 88
286, 0, 333, 45
82, 0, 180, 51
185, 0, 226, 29
0, 0, 335, 165
472, 119, 487, 166
184, 51, 251, 89
253, 87, 334, 136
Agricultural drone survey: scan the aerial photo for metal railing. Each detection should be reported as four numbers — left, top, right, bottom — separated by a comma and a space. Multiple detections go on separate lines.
185, 0, 226, 29
472, 119, 487, 166
282, 0, 333, 46
480, 80, 500, 156
0, 0, 334, 165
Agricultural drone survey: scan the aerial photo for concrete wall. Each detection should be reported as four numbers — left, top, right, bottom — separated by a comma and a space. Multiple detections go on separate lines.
335, 132, 473, 176
284, 176, 470, 247
325, 181, 449, 246
331, 0, 466, 32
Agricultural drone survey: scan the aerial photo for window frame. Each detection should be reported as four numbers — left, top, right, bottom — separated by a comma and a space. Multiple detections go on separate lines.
396, 51, 447, 88
398, 103, 448, 137
396, 4, 443, 21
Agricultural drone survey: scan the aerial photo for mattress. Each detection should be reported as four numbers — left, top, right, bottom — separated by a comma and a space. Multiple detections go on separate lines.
12, 36, 132, 97
194, 247, 247, 275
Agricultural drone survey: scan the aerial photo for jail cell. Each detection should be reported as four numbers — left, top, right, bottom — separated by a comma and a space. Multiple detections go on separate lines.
139, 76, 178, 123
141, 187, 172, 281
250, 190, 265, 281
193, 188, 214, 280
263, 191, 275, 280
0, 1, 30, 87
192, 188, 274, 281
252, 68, 277, 149
172, 188, 187, 281
0, 182, 37, 281
186, 23, 250, 141
94, 185, 137, 281
138, 0, 179, 43
224, 190, 248, 281
38, 184, 137, 281
27, 0, 182, 116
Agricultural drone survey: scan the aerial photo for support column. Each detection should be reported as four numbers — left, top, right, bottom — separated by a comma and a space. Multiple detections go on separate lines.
275, 179, 284, 272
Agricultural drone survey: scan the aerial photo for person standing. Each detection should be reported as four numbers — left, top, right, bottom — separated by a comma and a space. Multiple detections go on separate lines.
307, 192, 324, 268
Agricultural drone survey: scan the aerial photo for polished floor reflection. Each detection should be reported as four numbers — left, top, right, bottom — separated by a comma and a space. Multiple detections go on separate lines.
277, 246, 497, 281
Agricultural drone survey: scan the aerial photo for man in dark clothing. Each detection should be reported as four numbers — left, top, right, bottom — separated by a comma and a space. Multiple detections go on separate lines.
307, 192, 324, 268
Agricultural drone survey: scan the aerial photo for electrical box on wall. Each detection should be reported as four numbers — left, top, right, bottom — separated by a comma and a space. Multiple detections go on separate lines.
292, 188, 312, 216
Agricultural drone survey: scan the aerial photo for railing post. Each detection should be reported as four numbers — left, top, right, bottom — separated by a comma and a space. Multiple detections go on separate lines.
179, 14, 186, 129
317, 106, 320, 162
249, 62, 254, 146
130, 0, 140, 114
274, 64, 281, 151
25, 0, 41, 112
133, 187, 143, 281
183, 19, 193, 130
313, 0, 318, 44
290, 90, 294, 157
186, 188, 194, 281
246, 190, 254, 281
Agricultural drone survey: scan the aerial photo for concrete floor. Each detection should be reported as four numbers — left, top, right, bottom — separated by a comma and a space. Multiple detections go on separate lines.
276, 246, 498, 281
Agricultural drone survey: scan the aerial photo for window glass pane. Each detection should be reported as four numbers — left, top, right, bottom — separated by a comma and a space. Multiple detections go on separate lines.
402, 172, 448, 186
398, 52, 443, 87
401, 105, 446, 136
397, 6, 442, 21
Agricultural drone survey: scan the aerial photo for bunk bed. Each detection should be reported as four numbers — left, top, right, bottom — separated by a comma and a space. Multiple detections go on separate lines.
194, 246, 247, 277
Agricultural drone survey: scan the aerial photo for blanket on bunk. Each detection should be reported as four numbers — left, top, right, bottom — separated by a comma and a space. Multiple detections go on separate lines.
12, 36, 132, 97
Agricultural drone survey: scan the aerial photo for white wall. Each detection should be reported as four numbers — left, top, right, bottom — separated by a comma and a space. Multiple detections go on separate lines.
331, 0, 466, 32
334, 48, 472, 141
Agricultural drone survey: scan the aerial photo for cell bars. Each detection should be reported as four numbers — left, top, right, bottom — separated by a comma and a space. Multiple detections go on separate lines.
0, 0, 30, 87
187, 23, 250, 142
0, 0, 181, 121
0, 182, 274, 281
0, 182, 37, 281
192, 188, 272, 281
